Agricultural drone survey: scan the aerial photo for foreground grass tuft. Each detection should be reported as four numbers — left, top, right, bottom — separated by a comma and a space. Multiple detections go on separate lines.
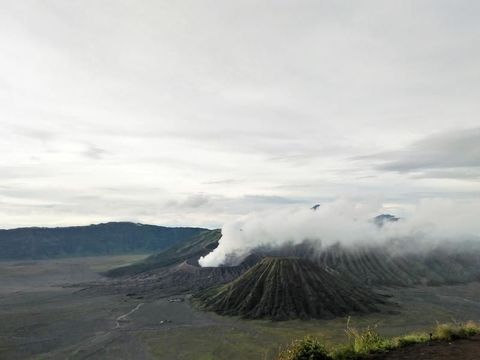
346, 323, 392, 354
278, 336, 332, 360
434, 320, 480, 341
277, 320, 480, 360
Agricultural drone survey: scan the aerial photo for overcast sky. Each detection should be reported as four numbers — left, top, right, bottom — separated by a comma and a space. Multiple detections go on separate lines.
1, 1, 480, 228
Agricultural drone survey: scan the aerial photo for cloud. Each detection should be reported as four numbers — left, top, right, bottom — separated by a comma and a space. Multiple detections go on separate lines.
412, 169, 480, 181
361, 128, 480, 180
199, 198, 480, 267
13, 127, 56, 142
202, 179, 239, 185
82, 144, 106, 160
0, 166, 53, 180
182, 194, 211, 208
2, 1, 480, 227
166, 194, 211, 209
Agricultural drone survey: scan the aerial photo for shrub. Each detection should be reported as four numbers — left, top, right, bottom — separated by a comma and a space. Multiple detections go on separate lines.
328, 344, 361, 360
463, 321, 480, 336
278, 320, 480, 360
278, 336, 332, 360
434, 321, 480, 341
394, 333, 429, 347
346, 324, 392, 354
435, 323, 465, 341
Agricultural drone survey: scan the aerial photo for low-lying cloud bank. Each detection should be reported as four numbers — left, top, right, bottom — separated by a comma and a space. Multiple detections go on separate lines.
199, 198, 480, 267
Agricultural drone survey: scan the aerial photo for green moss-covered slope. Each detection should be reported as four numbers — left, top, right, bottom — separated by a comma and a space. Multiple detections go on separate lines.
106, 229, 222, 277
0, 222, 206, 260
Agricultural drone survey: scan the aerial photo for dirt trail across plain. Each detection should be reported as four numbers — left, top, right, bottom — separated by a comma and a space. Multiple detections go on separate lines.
116, 303, 145, 328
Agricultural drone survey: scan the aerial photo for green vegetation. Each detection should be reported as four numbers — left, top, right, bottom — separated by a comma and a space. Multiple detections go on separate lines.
106, 229, 221, 277
278, 337, 331, 360
0, 222, 206, 260
277, 320, 480, 360
434, 320, 480, 341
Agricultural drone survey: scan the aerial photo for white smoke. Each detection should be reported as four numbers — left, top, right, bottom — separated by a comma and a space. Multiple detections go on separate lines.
198, 198, 480, 267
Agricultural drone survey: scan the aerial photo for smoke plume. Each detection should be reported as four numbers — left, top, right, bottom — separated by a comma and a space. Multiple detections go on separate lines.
199, 198, 480, 267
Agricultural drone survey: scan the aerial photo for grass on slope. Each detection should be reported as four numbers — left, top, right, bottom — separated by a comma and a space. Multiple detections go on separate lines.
0, 222, 207, 260
105, 229, 221, 277
278, 320, 480, 360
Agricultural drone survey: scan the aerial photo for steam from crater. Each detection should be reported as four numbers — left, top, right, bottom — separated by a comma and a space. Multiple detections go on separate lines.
199, 198, 480, 267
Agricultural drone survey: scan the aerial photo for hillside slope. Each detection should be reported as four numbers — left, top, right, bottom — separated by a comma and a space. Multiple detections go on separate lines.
316, 243, 480, 287
105, 229, 222, 277
0, 222, 206, 260
195, 257, 387, 320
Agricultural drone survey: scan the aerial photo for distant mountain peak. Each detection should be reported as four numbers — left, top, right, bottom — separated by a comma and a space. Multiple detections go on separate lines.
373, 214, 399, 227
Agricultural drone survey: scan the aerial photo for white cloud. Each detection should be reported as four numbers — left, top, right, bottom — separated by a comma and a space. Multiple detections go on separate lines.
199, 198, 480, 267
1, 1, 480, 227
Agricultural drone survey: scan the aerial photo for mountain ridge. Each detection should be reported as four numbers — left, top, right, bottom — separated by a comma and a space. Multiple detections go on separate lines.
0, 222, 207, 260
